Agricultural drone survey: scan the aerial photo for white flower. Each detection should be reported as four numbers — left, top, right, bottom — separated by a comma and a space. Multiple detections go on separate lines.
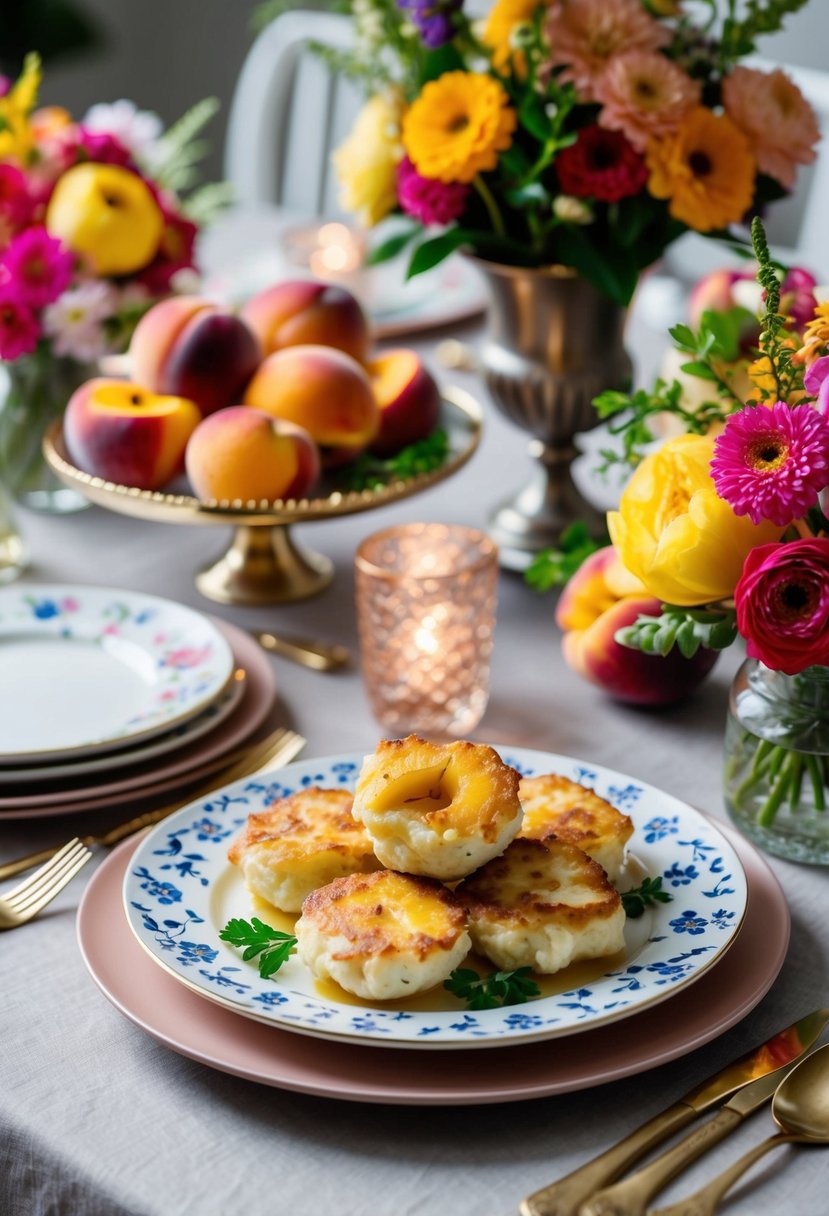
43, 281, 119, 361
553, 195, 594, 225
168, 267, 201, 295
82, 99, 164, 165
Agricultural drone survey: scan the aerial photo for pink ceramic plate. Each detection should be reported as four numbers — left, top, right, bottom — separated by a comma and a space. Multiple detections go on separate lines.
0, 620, 276, 819
76, 821, 788, 1105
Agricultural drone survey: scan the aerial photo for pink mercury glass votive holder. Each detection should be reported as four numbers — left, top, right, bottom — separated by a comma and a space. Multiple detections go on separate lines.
355, 523, 499, 737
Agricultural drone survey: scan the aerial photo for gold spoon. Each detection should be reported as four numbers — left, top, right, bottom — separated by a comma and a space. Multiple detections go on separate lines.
651, 1043, 829, 1216
252, 629, 350, 672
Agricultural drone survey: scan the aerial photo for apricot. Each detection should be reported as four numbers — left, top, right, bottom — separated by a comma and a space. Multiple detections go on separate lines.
64, 378, 201, 490
130, 296, 261, 417
185, 406, 320, 502
243, 345, 379, 466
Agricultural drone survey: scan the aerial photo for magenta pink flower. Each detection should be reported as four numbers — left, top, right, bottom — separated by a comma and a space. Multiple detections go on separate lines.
735, 539, 829, 674
75, 126, 134, 167
0, 293, 40, 359
804, 355, 829, 417
0, 165, 33, 229
780, 267, 818, 332
0, 227, 74, 308
711, 402, 829, 526
396, 157, 469, 226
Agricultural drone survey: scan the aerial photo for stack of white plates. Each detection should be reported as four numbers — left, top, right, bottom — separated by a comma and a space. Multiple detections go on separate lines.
0, 584, 277, 818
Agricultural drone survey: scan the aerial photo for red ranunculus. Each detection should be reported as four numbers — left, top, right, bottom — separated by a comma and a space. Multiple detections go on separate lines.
734, 539, 829, 674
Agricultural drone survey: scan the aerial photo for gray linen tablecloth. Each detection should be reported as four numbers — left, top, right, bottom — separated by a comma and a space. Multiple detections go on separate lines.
1, 323, 827, 1216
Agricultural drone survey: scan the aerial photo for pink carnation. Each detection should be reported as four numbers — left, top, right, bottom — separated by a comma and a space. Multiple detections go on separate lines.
734, 539, 829, 674
0, 227, 74, 309
595, 51, 700, 151
0, 294, 40, 359
396, 157, 470, 226
546, 0, 669, 100
723, 67, 819, 190
75, 126, 134, 167
711, 402, 829, 527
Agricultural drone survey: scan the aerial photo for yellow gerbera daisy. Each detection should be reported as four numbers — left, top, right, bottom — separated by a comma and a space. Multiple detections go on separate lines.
645, 106, 755, 232
483, 0, 539, 74
402, 72, 517, 184
799, 301, 829, 363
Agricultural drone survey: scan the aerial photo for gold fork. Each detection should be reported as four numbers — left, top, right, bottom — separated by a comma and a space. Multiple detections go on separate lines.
0, 838, 92, 929
0, 727, 306, 881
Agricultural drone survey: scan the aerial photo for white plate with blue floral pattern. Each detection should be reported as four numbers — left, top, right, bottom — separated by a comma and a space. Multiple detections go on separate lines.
0, 585, 234, 762
123, 747, 748, 1050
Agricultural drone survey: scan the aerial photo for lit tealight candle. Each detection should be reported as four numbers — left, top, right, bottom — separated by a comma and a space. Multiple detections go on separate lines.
280, 222, 367, 286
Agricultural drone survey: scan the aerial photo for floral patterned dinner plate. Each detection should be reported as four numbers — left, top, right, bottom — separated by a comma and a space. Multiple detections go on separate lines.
0, 585, 234, 762
123, 747, 748, 1050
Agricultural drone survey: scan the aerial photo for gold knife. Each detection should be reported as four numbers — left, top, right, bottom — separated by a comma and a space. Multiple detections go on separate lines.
520, 1008, 829, 1216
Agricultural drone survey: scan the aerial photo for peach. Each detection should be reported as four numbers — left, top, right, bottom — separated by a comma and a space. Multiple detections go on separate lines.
367, 349, 441, 457
185, 407, 319, 502
555, 546, 645, 634
240, 280, 370, 363
562, 594, 718, 706
64, 378, 201, 490
130, 296, 261, 417
243, 345, 379, 466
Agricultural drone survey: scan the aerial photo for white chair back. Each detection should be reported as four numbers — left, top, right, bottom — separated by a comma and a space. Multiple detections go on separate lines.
224, 12, 361, 216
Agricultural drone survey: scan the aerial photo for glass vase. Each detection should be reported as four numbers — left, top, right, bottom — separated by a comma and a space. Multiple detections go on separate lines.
0, 350, 93, 514
724, 659, 829, 864
0, 474, 27, 582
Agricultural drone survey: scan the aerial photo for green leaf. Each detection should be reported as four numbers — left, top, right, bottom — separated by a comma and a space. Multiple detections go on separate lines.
219, 916, 297, 979
518, 91, 551, 142
524, 526, 606, 592
365, 225, 421, 267
621, 876, 672, 919
341, 428, 450, 491
559, 227, 638, 306
444, 966, 540, 1010
668, 324, 697, 353
679, 361, 719, 382
407, 230, 470, 278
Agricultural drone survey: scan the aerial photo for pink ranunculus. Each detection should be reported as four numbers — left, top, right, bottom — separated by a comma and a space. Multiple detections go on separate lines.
734, 539, 829, 674
0, 293, 40, 358
0, 227, 74, 309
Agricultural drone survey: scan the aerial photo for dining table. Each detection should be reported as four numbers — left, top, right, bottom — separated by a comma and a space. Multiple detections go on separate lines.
1, 212, 826, 1216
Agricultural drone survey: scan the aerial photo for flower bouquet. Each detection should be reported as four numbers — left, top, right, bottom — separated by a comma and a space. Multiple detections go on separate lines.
0, 54, 227, 509
573, 217, 829, 861
318, 0, 819, 304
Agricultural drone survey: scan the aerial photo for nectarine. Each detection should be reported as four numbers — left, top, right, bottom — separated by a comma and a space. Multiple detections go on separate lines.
243, 345, 379, 466
130, 296, 261, 417
367, 349, 441, 457
185, 407, 319, 502
64, 378, 201, 490
240, 280, 370, 363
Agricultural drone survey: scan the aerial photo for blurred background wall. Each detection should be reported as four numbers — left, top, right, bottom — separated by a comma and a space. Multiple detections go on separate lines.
10, 0, 828, 190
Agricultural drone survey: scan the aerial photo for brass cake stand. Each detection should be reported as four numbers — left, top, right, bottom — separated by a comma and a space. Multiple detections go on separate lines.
44, 387, 482, 606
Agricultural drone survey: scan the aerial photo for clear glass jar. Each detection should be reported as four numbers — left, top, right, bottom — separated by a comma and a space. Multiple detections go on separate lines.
724, 658, 829, 864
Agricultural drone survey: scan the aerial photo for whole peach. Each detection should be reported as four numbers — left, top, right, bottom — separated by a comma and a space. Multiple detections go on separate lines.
243, 345, 379, 466
64, 378, 201, 490
185, 407, 320, 502
240, 280, 370, 363
562, 594, 718, 706
130, 296, 261, 417
367, 349, 441, 457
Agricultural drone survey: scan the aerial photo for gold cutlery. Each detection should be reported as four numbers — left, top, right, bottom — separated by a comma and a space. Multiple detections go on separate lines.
253, 629, 350, 672
0, 728, 306, 881
520, 1008, 829, 1216
651, 1043, 829, 1216
0, 838, 92, 928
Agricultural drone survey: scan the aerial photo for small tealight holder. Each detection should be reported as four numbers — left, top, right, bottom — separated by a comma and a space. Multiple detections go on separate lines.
355, 523, 499, 737
279, 221, 368, 283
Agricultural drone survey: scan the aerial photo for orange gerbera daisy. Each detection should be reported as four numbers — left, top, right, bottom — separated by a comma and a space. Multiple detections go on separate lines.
799, 301, 829, 364
646, 107, 755, 232
483, 0, 539, 74
401, 72, 517, 184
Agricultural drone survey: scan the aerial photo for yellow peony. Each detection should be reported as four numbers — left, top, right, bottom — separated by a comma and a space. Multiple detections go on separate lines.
401, 71, 516, 184
332, 92, 403, 228
607, 434, 782, 606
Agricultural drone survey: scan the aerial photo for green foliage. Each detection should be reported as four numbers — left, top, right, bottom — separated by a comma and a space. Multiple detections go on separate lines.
342, 428, 450, 491
718, 0, 810, 67
182, 182, 236, 225
444, 966, 540, 1010
621, 876, 672, 919
615, 605, 738, 658
524, 523, 605, 592
365, 225, 422, 267
153, 97, 221, 194
751, 215, 800, 402
219, 917, 297, 979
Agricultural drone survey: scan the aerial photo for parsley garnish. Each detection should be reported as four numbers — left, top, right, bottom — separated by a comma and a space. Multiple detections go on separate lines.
524, 522, 605, 591
219, 916, 297, 978
341, 428, 450, 491
444, 966, 540, 1010
621, 876, 672, 919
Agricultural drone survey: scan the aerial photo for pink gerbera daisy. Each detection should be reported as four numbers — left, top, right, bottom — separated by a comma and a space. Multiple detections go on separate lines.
0, 293, 40, 359
545, 0, 668, 100
723, 66, 819, 190
594, 51, 700, 151
711, 402, 829, 526
0, 227, 74, 309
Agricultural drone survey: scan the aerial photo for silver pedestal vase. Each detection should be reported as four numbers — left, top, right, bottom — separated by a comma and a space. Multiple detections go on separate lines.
476, 260, 632, 570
